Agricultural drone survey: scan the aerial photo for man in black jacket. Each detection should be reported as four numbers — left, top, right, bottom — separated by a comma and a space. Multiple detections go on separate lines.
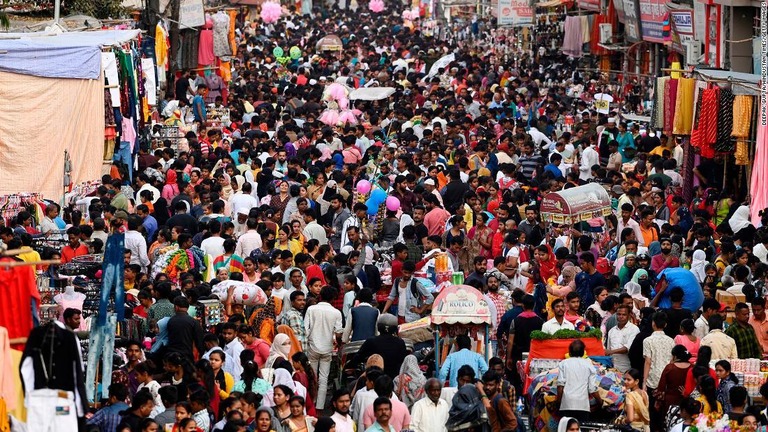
441, 169, 470, 214
166, 296, 205, 364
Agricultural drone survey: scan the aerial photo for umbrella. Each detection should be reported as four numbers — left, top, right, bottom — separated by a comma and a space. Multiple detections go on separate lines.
316, 34, 343, 51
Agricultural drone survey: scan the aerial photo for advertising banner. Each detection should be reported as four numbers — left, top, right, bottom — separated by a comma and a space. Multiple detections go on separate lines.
623, 0, 643, 42
639, 0, 668, 42
497, 0, 534, 26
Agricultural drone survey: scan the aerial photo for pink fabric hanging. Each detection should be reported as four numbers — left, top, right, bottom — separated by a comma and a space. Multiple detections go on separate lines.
562, 16, 583, 58
663, 79, 678, 133
198, 16, 215, 66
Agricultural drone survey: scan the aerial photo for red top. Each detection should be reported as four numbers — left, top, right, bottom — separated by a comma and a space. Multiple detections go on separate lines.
61, 243, 89, 264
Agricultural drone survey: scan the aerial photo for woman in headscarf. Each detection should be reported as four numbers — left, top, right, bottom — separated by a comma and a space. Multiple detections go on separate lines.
647, 241, 662, 258
558, 417, 580, 432
264, 369, 309, 407
219, 173, 234, 200
690, 249, 708, 283
276, 324, 303, 357
393, 355, 426, 408
728, 205, 755, 244
232, 174, 246, 193
534, 244, 559, 284
266, 334, 293, 370
631, 268, 649, 286
618, 253, 639, 286
270, 180, 292, 223
250, 295, 278, 344
546, 263, 577, 298
162, 170, 181, 202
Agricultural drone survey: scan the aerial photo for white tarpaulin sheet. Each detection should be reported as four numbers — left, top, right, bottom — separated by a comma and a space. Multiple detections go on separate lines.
349, 87, 396, 101
0, 30, 140, 79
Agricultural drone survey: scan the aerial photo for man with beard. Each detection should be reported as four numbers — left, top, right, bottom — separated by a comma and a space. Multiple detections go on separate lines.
411, 205, 429, 246
651, 238, 679, 274
410, 378, 450, 432
516, 205, 545, 247
111, 340, 143, 397
486, 275, 507, 356
331, 389, 356, 432
367, 398, 396, 432
391, 175, 420, 214
324, 194, 350, 251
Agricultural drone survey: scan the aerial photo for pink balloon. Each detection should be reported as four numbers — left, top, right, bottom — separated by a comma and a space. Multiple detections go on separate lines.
356, 179, 372, 195
386, 196, 400, 211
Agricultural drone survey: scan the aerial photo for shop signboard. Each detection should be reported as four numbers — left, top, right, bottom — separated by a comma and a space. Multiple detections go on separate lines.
623, 0, 643, 42
497, 0, 534, 26
615, 0, 627, 23
639, 0, 668, 42
579, 0, 602, 12
669, 9, 695, 54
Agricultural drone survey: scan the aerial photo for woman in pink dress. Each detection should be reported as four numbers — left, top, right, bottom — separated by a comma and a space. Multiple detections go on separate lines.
674, 319, 700, 364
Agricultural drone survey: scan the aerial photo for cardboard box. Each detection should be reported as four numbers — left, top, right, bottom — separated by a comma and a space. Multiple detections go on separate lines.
717, 290, 746, 311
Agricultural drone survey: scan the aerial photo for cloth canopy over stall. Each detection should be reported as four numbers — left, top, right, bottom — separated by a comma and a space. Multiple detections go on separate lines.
0, 30, 139, 199
539, 183, 612, 224
431, 285, 492, 373
694, 68, 761, 96
349, 87, 396, 101
315, 34, 343, 51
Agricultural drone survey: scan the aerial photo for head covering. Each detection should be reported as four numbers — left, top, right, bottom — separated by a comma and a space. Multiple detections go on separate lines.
366, 354, 385, 370
729, 205, 752, 234
690, 249, 708, 283
272, 368, 296, 391
315, 417, 336, 432
276, 324, 302, 358
631, 269, 648, 285
394, 354, 426, 408
648, 241, 661, 257
624, 281, 644, 300
266, 333, 292, 369
558, 417, 578, 432
233, 174, 246, 191
165, 169, 178, 185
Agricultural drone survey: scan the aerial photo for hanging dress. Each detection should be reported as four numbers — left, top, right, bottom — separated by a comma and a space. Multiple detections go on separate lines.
732, 95, 754, 165
197, 16, 215, 67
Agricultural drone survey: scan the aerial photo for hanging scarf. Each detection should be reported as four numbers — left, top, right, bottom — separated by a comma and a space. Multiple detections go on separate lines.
715, 88, 735, 152
732, 95, 754, 165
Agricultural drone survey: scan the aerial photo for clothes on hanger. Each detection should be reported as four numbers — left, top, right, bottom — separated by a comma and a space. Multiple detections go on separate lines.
198, 15, 216, 66
212, 11, 232, 59
20, 322, 88, 420
98, 234, 126, 327
0, 260, 38, 350
85, 315, 116, 403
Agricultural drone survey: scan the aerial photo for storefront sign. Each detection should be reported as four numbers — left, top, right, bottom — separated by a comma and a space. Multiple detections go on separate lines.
179, 0, 205, 28
497, 0, 534, 26
615, 0, 627, 23
669, 9, 695, 53
579, 0, 601, 12
639, 0, 668, 43
624, 0, 643, 42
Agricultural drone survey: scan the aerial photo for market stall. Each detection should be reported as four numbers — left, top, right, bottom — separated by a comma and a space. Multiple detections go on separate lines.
431, 285, 493, 372
315, 34, 344, 51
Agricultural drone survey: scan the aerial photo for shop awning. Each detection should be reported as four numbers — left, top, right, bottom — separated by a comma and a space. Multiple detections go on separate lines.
431, 285, 492, 325
694, 68, 761, 96
316, 35, 343, 51
349, 87, 396, 101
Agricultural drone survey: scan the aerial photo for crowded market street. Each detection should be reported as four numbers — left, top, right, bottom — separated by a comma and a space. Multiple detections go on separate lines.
0, 0, 767, 431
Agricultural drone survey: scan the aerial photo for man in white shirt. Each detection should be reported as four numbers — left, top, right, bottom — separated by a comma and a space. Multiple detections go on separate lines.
694, 299, 722, 340
616, 203, 645, 246
305, 287, 343, 408
351, 370, 383, 431
700, 314, 738, 360
229, 182, 259, 218
235, 218, 262, 257
125, 217, 150, 273
331, 389, 356, 432
200, 220, 226, 257
542, 298, 575, 334
556, 340, 600, 422
135, 174, 160, 204
605, 305, 640, 373
303, 212, 327, 245
528, 126, 554, 150
220, 322, 244, 381
411, 378, 449, 432
576, 140, 599, 181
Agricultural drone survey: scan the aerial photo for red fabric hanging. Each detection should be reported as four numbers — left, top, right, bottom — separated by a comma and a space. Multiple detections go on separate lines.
0, 259, 38, 350
664, 79, 679, 133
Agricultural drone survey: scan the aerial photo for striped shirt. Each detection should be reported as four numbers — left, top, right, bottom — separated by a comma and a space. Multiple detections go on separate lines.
518, 154, 544, 180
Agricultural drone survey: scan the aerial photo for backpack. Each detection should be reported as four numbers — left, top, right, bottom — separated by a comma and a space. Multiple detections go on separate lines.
394, 277, 426, 309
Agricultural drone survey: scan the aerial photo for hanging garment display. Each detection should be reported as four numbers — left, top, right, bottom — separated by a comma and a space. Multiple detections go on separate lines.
98, 234, 126, 326
0, 260, 38, 348
198, 15, 216, 66
715, 88, 735, 152
155, 23, 169, 84
561, 16, 582, 58
663, 79, 678, 133
102, 52, 121, 108
672, 78, 695, 135
0, 327, 15, 412
700, 87, 719, 152
204, 73, 225, 103
85, 315, 116, 403
26, 389, 79, 432
732, 95, 754, 165
690, 91, 704, 148
20, 322, 88, 419
212, 11, 232, 59
653, 77, 669, 130
180, 29, 199, 70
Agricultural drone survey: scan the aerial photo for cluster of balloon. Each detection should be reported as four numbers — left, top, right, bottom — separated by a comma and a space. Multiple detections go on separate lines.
356, 180, 400, 215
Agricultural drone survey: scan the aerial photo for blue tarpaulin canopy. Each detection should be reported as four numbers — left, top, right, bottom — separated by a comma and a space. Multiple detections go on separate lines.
0, 30, 140, 79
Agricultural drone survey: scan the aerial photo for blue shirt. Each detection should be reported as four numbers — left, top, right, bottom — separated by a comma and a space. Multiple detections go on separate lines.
192, 95, 206, 122
86, 401, 129, 432
142, 214, 158, 242
439, 348, 488, 387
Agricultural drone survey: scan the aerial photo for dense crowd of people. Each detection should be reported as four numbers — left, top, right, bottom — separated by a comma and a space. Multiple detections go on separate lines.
4, 2, 767, 432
